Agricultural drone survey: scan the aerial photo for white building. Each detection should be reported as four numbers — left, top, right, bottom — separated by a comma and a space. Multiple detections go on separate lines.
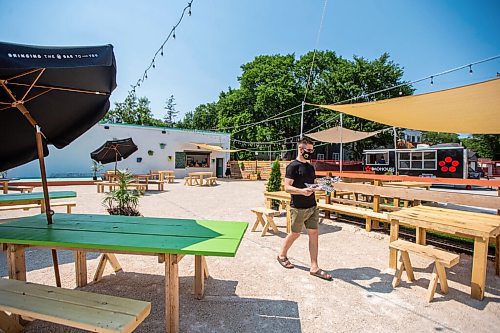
401, 129, 422, 144
8, 123, 231, 179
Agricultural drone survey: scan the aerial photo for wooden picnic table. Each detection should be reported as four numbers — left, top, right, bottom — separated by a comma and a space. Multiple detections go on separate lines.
134, 174, 153, 190
382, 181, 432, 189
388, 205, 500, 300
0, 191, 76, 212
0, 213, 247, 333
188, 172, 213, 186
0, 178, 19, 194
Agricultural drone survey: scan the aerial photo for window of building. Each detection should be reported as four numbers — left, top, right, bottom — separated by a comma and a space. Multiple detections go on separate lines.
365, 152, 389, 165
316, 153, 325, 160
186, 152, 210, 168
331, 153, 340, 161
398, 151, 436, 170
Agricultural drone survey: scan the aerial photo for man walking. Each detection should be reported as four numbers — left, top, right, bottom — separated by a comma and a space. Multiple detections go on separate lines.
277, 137, 332, 280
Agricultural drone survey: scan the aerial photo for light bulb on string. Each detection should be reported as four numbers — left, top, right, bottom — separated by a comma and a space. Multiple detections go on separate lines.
152, 62, 155, 69
399, 89, 402, 96
430, 76, 434, 85
160, 48, 164, 56
173, 28, 176, 39
469, 65, 473, 75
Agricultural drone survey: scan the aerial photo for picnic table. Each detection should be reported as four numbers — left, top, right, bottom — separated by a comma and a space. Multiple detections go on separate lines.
388, 205, 500, 300
0, 178, 19, 194
134, 174, 153, 190
0, 191, 76, 212
0, 213, 247, 333
382, 181, 432, 189
188, 172, 213, 186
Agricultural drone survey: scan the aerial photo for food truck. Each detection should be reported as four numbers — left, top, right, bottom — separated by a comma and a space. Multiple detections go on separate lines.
362, 144, 479, 179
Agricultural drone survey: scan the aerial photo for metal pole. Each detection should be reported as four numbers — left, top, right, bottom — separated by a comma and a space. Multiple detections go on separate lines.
339, 113, 343, 173
393, 127, 398, 175
36, 125, 61, 287
300, 101, 305, 139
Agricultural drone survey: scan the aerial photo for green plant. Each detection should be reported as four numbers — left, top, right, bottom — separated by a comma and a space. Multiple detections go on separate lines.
159, 143, 166, 149
148, 150, 154, 156
239, 161, 245, 171
267, 159, 282, 208
102, 169, 141, 216
90, 160, 104, 180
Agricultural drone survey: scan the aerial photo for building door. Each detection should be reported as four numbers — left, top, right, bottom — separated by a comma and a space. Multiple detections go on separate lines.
216, 158, 224, 178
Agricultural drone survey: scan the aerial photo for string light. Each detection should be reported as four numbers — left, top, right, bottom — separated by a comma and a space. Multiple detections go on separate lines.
469, 64, 473, 75
129, 1, 194, 93
430, 76, 434, 85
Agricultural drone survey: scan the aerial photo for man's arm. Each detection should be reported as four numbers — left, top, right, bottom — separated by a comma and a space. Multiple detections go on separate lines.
284, 177, 314, 196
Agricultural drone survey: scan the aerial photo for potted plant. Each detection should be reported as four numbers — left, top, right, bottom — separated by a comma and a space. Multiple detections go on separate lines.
159, 143, 166, 149
91, 159, 104, 181
102, 169, 141, 216
148, 150, 154, 156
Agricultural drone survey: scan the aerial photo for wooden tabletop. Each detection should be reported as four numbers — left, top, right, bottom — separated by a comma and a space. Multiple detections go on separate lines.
0, 191, 76, 206
388, 205, 500, 238
383, 181, 432, 188
0, 213, 248, 257
188, 172, 213, 176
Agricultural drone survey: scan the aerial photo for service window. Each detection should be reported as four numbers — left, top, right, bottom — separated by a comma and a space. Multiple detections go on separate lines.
398, 152, 411, 169
186, 153, 210, 168
423, 151, 437, 169
398, 151, 436, 170
365, 152, 389, 165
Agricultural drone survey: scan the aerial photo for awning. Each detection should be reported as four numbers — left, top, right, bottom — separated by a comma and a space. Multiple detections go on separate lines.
189, 143, 241, 152
314, 78, 500, 134
306, 126, 389, 143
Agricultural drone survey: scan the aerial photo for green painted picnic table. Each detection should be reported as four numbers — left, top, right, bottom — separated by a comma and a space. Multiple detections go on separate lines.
0, 191, 76, 211
0, 213, 248, 333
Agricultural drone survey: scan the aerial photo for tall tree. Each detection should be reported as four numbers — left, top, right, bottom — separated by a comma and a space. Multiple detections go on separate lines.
421, 132, 460, 145
163, 95, 178, 127
462, 135, 500, 159
104, 91, 163, 126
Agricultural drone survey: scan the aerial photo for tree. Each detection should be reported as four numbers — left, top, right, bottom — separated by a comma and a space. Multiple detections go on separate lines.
163, 95, 178, 127
421, 132, 460, 145
462, 135, 500, 159
177, 51, 413, 159
266, 158, 282, 209
104, 91, 163, 126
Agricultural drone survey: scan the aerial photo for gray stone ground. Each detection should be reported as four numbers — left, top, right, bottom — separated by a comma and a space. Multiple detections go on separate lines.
0, 180, 499, 333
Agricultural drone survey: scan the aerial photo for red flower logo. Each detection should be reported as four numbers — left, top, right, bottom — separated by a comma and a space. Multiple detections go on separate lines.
439, 156, 459, 173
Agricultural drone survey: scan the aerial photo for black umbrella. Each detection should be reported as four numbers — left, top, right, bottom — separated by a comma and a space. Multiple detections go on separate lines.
0, 41, 116, 286
91, 138, 138, 171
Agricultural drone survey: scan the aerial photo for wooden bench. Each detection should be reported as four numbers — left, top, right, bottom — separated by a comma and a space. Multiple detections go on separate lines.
7, 186, 34, 194
0, 201, 77, 213
96, 182, 146, 193
206, 177, 217, 186
183, 176, 199, 186
317, 202, 389, 232
147, 180, 168, 191
0, 278, 151, 333
390, 239, 460, 302
251, 207, 280, 236
165, 175, 175, 183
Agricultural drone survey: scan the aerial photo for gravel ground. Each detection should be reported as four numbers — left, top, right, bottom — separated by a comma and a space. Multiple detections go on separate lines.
0, 180, 499, 333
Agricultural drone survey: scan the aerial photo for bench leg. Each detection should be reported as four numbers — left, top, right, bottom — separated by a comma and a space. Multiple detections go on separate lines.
266, 215, 278, 234
165, 254, 179, 333
427, 265, 439, 302
93, 253, 123, 282
194, 255, 208, 300
400, 251, 415, 281
0, 311, 24, 333
392, 252, 405, 288
75, 251, 87, 287
435, 261, 448, 294
251, 213, 265, 232
66, 205, 73, 214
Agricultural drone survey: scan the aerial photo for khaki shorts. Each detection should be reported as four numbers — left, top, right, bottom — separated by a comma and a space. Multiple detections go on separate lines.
290, 206, 319, 233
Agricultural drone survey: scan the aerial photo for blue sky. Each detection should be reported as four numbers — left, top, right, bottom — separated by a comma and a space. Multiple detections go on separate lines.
1, 0, 499, 122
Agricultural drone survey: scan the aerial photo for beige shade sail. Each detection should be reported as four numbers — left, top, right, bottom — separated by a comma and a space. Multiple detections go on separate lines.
314, 78, 500, 134
306, 126, 389, 143
190, 143, 241, 152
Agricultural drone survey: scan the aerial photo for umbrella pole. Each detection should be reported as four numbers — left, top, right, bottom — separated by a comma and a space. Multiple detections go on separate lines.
35, 126, 61, 287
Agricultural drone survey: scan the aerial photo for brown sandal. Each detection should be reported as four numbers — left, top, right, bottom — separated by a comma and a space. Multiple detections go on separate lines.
277, 256, 294, 269
310, 269, 333, 281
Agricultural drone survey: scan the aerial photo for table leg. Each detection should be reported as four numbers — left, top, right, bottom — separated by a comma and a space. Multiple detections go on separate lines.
325, 194, 331, 219
393, 198, 400, 208
495, 235, 499, 276
0, 310, 24, 333
75, 251, 87, 287
195, 255, 208, 300
145, 178, 149, 191
416, 227, 427, 245
471, 236, 488, 300
165, 254, 179, 333
3, 182, 7, 194
7, 245, 26, 281
265, 198, 272, 209
389, 222, 399, 269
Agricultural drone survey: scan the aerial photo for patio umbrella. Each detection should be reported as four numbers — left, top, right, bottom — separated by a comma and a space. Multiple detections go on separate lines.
0, 41, 116, 286
90, 138, 138, 171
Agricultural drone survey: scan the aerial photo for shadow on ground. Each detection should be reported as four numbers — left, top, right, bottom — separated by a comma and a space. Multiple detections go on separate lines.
23, 271, 302, 333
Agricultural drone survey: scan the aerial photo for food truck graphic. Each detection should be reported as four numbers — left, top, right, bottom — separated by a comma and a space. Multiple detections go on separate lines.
362, 144, 479, 179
